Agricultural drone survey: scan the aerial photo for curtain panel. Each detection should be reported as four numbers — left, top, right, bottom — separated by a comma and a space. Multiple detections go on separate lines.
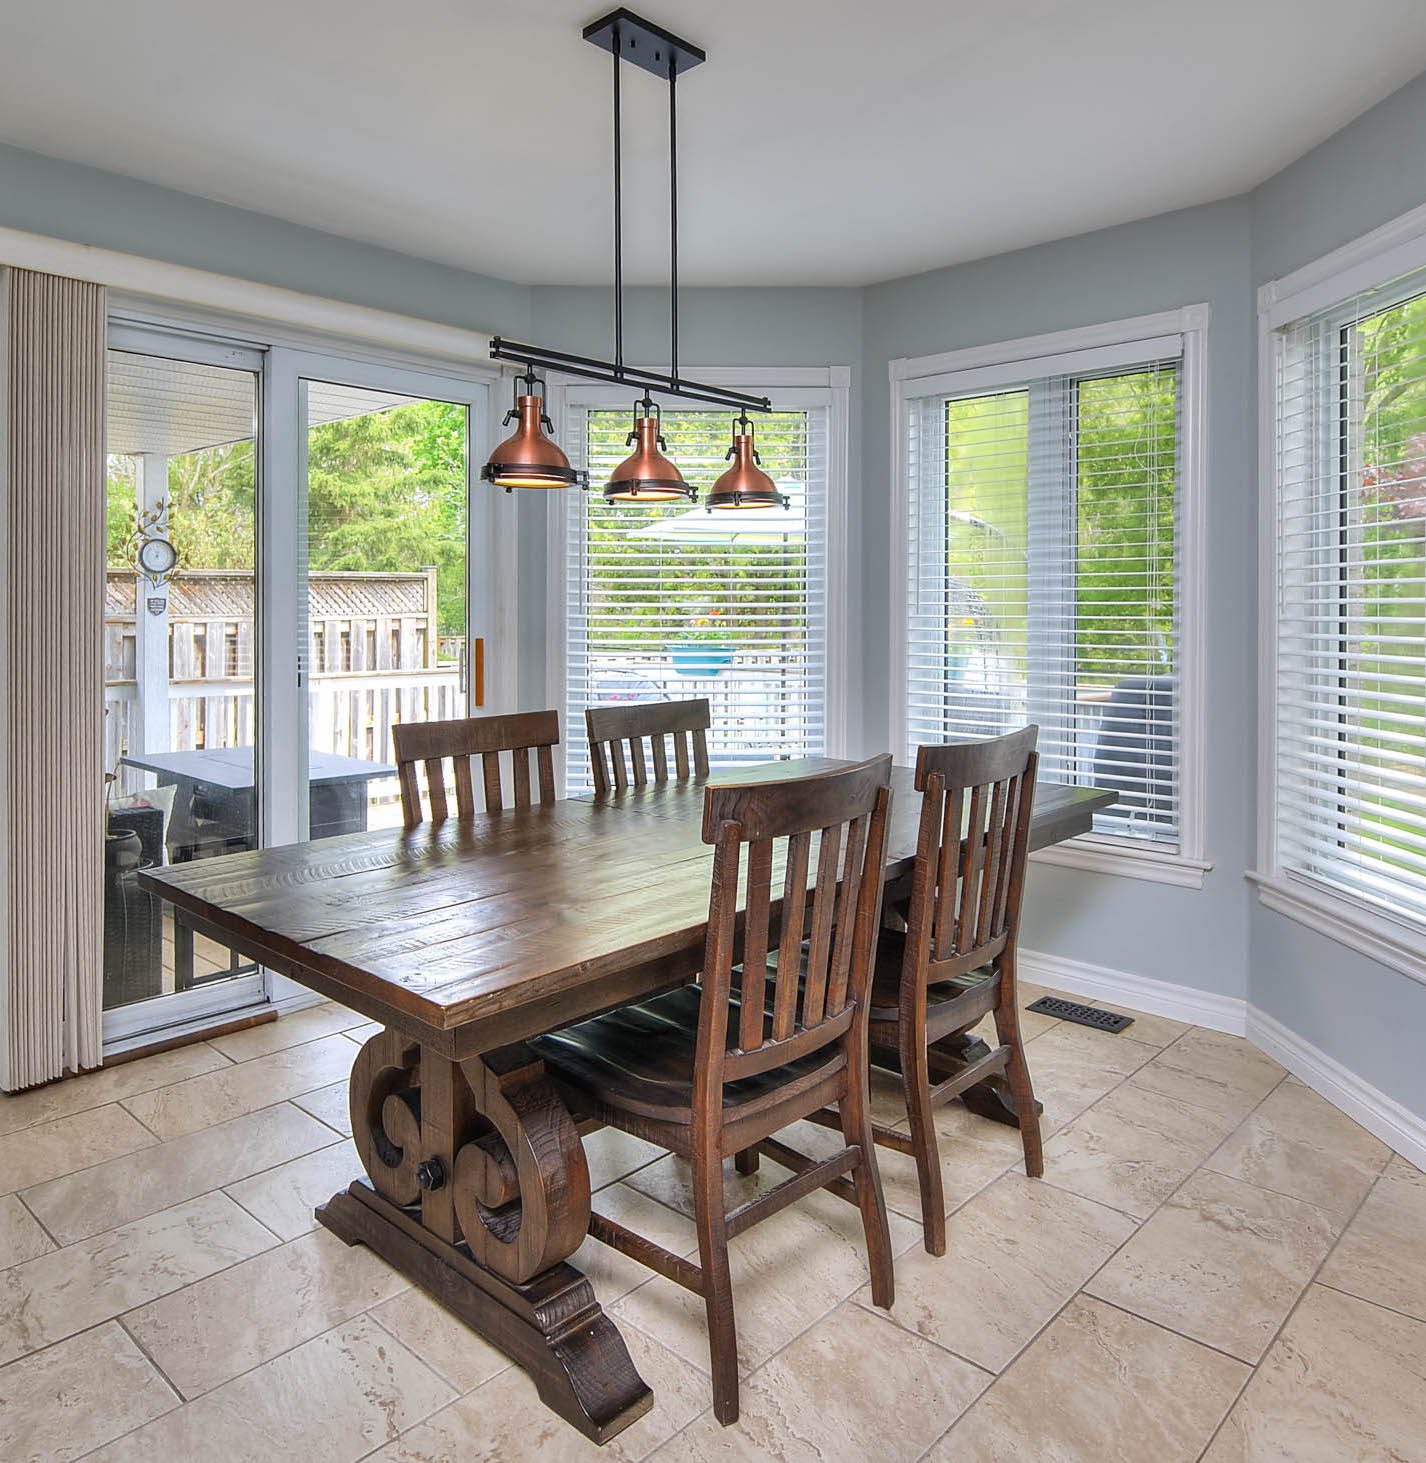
1, 267, 106, 1089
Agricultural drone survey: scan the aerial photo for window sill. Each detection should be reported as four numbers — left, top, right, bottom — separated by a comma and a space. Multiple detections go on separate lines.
1030, 837, 1212, 888
1248, 870, 1426, 989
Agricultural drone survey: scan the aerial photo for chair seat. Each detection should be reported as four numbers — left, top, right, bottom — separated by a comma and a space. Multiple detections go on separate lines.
865, 929, 998, 1024
530, 985, 846, 1125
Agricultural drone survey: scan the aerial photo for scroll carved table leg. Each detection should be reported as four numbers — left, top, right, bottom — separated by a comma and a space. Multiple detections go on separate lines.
318, 1030, 652, 1444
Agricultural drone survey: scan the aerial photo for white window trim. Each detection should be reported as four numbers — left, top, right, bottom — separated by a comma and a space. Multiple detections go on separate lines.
1254, 201, 1426, 988
544, 366, 852, 791
889, 306, 1211, 888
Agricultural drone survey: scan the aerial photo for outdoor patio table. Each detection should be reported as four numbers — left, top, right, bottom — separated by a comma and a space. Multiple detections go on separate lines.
121, 745, 395, 856
138, 758, 1113, 1444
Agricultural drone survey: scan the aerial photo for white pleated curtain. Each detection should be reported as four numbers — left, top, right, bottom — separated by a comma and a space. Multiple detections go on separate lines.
2, 267, 106, 1089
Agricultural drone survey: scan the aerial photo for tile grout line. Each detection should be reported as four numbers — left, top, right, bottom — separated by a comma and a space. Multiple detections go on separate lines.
14, 1318, 182, 1463
13, 1187, 65, 1250
0, 1040, 238, 1139
113, 1312, 187, 1404
1191, 1160, 1386, 1462
361, 1304, 478, 1410
841, 1015, 1191, 1380
893, 1029, 1300, 1461
115, 1274, 420, 1408
0, 1112, 162, 1205
17, 1102, 350, 1246
1310, 1276, 1426, 1329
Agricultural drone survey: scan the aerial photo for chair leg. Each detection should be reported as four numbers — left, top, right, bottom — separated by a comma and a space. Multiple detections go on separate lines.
995, 961, 1044, 1178
733, 1147, 760, 1176
839, 1060, 895, 1309
692, 1144, 740, 1425
901, 1021, 947, 1257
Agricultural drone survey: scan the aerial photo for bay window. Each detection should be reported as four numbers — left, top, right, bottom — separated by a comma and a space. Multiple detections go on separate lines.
892, 311, 1207, 881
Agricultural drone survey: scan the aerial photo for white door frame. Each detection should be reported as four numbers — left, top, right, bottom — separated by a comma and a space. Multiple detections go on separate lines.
104, 321, 514, 1046
264, 347, 505, 1009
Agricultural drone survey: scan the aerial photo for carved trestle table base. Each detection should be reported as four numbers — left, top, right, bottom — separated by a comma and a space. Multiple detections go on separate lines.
318, 1030, 651, 1442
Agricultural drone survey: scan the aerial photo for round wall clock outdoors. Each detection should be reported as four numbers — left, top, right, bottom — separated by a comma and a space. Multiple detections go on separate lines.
136, 537, 178, 579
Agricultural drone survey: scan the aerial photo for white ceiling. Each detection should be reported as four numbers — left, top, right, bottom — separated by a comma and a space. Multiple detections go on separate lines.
5, 1, 1426, 287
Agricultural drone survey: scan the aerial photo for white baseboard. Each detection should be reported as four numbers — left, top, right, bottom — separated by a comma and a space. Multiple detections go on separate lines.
1016, 946, 1426, 1167
1247, 1005, 1426, 1172
1019, 948, 1248, 1036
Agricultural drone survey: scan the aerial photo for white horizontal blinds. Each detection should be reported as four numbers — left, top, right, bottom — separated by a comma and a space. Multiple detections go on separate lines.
1274, 268, 1426, 922
905, 355, 1181, 845
564, 403, 827, 792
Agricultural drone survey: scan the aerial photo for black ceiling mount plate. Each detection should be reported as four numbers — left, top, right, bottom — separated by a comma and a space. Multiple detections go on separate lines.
1025, 995, 1136, 1035
583, 9, 706, 77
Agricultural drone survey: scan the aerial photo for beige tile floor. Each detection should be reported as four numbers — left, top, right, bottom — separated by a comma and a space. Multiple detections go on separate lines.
2, 989, 1423, 1462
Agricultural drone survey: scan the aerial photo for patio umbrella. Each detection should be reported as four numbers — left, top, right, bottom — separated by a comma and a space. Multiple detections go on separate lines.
623, 494, 805, 544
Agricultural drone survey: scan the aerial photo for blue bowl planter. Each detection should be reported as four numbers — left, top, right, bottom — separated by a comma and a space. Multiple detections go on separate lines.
671, 643, 735, 677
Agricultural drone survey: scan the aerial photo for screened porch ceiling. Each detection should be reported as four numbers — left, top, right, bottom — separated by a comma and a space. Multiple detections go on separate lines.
106, 351, 422, 457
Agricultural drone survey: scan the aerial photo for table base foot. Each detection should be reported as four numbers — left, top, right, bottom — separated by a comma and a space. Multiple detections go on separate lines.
317, 1181, 653, 1445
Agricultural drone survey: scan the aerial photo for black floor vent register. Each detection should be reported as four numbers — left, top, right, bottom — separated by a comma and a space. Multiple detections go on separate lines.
1025, 995, 1135, 1034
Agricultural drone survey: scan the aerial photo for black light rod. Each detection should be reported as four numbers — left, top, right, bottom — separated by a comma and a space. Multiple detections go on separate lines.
668, 56, 679, 388
612, 23, 624, 371
489, 339, 772, 412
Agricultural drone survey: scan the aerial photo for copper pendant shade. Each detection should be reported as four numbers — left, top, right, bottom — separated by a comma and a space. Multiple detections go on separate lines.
480, 373, 588, 492
706, 414, 789, 510
481, 14, 776, 501
604, 398, 696, 503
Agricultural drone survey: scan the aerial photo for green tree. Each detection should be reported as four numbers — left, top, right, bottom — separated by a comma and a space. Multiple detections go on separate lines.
106, 400, 470, 637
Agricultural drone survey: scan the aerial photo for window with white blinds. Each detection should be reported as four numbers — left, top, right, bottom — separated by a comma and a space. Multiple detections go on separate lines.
901, 343, 1185, 848
561, 400, 828, 792
1271, 269, 1426, 927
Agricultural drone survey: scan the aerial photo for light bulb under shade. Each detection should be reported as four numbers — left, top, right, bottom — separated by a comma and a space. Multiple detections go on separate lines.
480, 395, 587, 491
705, 432, 789, 511
602, 412, 697, 503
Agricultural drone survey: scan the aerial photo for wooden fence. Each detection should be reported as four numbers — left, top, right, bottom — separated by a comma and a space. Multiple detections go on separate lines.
105, 567, 463, 783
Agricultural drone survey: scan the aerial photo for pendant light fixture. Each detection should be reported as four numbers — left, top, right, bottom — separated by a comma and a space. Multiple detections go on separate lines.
706, 412, 790, 511
480, 9, 771, 498
605, 394, 691, 501
480, 369, 588, 492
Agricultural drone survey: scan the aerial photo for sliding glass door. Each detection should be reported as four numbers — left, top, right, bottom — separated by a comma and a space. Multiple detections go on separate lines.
103, 330, 268, 1038
101, 326, 497, 1045
297, 370, 479, 833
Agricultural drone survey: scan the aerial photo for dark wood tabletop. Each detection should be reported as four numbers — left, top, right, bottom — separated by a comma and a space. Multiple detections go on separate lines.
140, 758, 1113, 1057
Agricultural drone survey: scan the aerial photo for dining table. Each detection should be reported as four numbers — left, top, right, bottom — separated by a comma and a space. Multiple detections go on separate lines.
139, 756, 1114, 1444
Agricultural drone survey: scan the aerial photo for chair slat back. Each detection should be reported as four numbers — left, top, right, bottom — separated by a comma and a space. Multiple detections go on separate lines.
392, 711, 560, 827
586, 698, 711, 796
696, 756, 892, 1091
904, 728, 1038, 981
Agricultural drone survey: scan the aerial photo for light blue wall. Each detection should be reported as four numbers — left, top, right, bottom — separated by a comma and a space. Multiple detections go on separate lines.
863, 200, 1257, 999
1248, 71, 1426, 1119
0, 143, 532, 337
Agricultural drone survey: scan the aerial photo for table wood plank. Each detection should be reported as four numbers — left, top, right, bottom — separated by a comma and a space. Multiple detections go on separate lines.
141, 760, 1113, 1049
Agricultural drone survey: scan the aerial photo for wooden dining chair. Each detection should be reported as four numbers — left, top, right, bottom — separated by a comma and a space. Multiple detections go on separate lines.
391, 710, 559, 827
531, 756, 896, 1424
855, 727, 1042, 1257
585, 697, 710, 795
